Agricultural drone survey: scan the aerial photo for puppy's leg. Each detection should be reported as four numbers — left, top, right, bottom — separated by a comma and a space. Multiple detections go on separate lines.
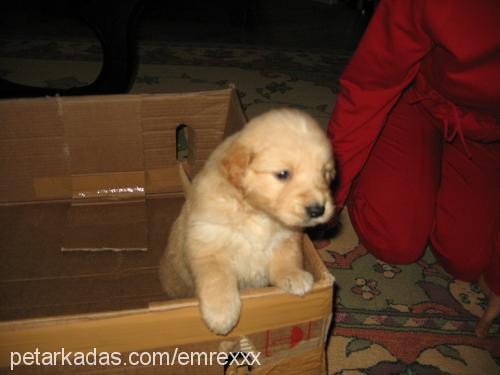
159, 214, 194, 298
191, 256, 241, 335
269, 233, 314, 296
159, 246, 193, 298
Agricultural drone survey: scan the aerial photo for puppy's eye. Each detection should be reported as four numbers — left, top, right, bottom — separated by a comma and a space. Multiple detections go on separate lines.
275, 170, 290, 181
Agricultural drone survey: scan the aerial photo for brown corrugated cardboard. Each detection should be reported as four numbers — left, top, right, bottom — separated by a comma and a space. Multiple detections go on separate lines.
62, 201, 149, 252
0, 88, 334, 374
0, 89, 240, 203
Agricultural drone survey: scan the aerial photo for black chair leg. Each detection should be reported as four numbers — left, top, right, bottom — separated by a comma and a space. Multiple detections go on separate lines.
77, 0, 143, 94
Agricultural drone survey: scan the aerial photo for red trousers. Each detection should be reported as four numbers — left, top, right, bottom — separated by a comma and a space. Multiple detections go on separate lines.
348, 91, 500, 295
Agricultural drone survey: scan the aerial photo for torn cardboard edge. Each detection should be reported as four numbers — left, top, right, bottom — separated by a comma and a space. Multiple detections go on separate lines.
61, 247, 147, 252
61, 165, 192, 253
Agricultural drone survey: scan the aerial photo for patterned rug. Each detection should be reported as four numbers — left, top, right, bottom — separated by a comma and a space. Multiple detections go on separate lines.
318, 215, 500, 374
1, 38, 499, 374
0, 38, 347, 126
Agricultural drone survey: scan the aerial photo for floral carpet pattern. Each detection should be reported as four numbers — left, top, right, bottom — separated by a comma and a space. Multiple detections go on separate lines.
318, 215, 500, 374
1, 38, 499, 374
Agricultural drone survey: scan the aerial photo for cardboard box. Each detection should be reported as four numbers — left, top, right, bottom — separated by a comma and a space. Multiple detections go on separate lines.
0, 89, 334, 374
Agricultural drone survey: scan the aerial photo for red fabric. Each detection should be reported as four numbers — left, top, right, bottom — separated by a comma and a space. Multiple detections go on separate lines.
347, 93, 441, 265
346, 92, 500, 294
328, 0, 500, 291
431, 133, 500, 295
328, 0, 500, 208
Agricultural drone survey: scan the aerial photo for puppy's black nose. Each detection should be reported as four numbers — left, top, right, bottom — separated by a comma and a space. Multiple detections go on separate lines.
306, 203, 325, 218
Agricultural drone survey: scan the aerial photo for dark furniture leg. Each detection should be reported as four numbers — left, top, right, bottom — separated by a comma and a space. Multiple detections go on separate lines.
0, 0, 143, 99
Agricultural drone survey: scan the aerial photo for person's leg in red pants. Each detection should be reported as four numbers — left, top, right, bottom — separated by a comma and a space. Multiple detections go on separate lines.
347, 93, 442, 264
432, 137, 500, 337
347, 91, 500, 337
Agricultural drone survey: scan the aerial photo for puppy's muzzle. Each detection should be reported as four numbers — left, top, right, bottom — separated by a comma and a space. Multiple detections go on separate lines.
306, 203, 325, 219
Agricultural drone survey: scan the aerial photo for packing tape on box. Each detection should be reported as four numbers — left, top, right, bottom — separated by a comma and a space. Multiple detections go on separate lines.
71, 172, 146, 201
33, 172, 146, 202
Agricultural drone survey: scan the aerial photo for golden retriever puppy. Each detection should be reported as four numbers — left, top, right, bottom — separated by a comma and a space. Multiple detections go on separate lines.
159, 108, 335, 335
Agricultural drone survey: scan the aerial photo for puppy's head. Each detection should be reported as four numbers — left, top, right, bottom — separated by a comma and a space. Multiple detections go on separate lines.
220, 109, 335, 228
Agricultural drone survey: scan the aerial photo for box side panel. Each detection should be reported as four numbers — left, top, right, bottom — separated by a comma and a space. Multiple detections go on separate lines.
1, 89, 242, 202
7, 364, 222, 374
141, 89, 232, 192
62, 201, 148, 252
0, 324, 327, 373
303, 236, 335, 288
59, 96, 148, 251
0, 198, 184, 321
70, 172, 145, 201
253, 348, 324, 375
62, 96, 144, 175
0, 284, 333, 366
0, 98, 69, 203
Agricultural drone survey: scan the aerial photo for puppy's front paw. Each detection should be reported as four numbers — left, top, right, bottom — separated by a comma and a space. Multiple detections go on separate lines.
274, 270, 314, 296
200, 291, 241, 335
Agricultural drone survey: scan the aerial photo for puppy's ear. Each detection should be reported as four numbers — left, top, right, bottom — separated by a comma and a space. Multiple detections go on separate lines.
220, 142, 252, 189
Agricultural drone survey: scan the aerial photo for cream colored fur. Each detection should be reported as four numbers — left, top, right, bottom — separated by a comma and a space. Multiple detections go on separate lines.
159, 108, 335, 335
